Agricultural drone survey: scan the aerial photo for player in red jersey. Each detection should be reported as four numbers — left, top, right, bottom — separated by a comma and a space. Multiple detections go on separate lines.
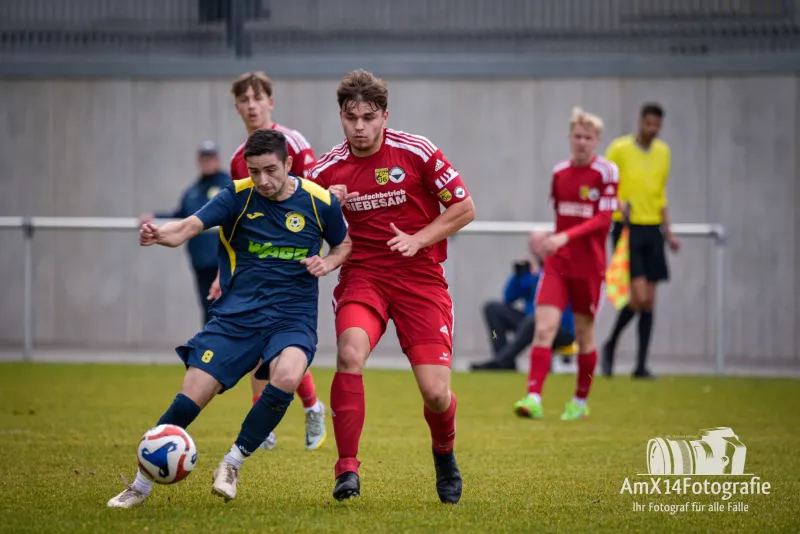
513, 107, 618, 422
310, 69, 476, 503
228, 74, 316, 181
211, 72, 326, 452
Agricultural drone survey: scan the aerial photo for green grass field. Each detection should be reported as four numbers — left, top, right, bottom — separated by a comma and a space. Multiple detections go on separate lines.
1, 362, 799, 533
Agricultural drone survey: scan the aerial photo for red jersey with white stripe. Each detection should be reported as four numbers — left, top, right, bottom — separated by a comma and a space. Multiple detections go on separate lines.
549, 156, 619, 278
230, 123, 317, 180
310, 128, 471, 268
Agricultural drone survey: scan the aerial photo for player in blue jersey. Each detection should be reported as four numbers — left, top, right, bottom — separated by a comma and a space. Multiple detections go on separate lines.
107, 129, 351, 508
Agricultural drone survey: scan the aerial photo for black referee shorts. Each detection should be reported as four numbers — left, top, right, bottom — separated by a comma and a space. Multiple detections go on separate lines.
610, 222, 669, 283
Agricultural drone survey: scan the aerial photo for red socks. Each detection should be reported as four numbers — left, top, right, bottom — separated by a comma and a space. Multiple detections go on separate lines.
296, 372, 318, 408
575, 350, 598, 399
424, 392, 457, 454
527, 346, 552, 394
331, 372, 365, 477
330, 373, 458, 476
526, 346, 598, 403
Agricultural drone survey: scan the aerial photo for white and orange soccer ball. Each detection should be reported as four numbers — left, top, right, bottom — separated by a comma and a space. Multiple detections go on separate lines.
136, 424, 197, 484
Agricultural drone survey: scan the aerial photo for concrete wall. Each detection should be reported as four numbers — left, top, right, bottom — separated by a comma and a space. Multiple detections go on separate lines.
0, 76, 798, 369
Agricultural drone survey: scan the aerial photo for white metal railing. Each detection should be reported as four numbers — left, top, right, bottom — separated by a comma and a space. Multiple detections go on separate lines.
0, 217, 726, 374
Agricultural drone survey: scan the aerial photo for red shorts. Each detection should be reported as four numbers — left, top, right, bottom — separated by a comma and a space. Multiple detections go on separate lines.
332, 264, 454, 365
535, 266, 604, 317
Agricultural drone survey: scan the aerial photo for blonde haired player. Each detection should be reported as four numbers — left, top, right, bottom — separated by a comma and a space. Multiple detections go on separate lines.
513, 107, 618, 421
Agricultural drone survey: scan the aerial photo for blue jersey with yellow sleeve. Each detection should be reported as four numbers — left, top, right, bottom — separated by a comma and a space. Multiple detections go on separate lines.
194, 175, 347, 329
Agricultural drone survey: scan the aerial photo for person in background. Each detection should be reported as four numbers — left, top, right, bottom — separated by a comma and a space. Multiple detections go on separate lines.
140, 140, 231, 325
513, 107, 618, 421
471, 231, 577, 372
222, 70, 325, 453
601, 103, 680, 379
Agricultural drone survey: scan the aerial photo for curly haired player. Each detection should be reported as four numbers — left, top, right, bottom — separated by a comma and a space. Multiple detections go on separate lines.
311, 69, 476, 503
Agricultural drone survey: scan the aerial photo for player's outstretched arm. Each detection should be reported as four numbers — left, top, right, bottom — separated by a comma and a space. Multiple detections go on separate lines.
139, 216, 204, 248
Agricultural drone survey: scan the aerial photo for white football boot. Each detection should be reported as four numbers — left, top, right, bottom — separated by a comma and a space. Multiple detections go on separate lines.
259, 431, 277, 450
305, 402, 327, 451
107, 475, 148, 508
211, 461, 239, 502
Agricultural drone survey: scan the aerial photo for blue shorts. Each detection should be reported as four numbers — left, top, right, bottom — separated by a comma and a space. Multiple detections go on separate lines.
175, 317, 317, 392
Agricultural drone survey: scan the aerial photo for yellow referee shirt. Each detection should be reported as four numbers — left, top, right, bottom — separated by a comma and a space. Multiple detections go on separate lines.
605, 134, 671, 225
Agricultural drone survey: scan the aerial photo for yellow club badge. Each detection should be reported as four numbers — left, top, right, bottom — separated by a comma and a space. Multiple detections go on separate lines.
375, 168, 389, 185
285, 211, 305, 233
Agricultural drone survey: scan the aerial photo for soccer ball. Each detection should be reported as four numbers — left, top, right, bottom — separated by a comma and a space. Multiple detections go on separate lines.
136, 424, 197, 484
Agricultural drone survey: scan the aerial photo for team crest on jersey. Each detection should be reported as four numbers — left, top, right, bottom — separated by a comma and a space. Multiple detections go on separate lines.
580, 186, 600, 201
285, 211, 305, 233
207, 186, 221, 200
439, 189, 452, 202
375, 168, 389, 185
389, 166, 406, 183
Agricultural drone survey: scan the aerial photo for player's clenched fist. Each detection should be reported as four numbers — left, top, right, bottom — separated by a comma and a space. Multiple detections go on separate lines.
328, 184, 359, 205
139, 222, 161, 246
300, 256, 333, 277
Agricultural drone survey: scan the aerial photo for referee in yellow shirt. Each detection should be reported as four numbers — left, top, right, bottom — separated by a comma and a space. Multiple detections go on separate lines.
601, 103, 680, 379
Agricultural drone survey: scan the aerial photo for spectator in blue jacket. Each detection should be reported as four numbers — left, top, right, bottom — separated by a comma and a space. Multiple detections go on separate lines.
140, 140, 231, 324
471, 232, 577, 371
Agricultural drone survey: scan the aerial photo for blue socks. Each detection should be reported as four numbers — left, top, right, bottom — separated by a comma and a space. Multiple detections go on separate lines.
234, 384, 294, 456
157, 393, 201, 429
152, 386, 293, 471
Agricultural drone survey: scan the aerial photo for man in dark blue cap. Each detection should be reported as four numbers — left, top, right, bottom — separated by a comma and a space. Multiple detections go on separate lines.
140, 140, 232, 324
